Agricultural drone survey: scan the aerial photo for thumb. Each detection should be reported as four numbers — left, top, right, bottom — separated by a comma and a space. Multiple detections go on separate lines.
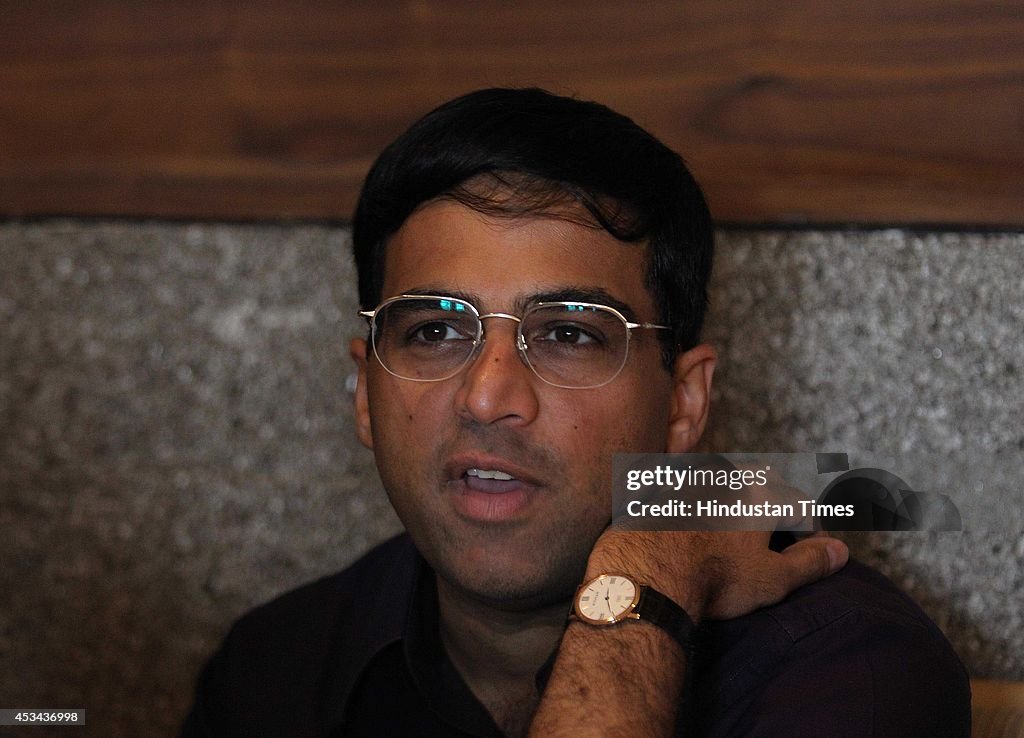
777, 536, 848, 591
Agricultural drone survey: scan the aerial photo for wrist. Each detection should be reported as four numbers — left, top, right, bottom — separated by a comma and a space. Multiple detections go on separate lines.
584, 531, 711, 622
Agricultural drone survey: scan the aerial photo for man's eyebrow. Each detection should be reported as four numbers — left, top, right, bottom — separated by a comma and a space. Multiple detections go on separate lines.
394, 286, 641, 321
522, 288, 639, 321
399, 287, 484, 305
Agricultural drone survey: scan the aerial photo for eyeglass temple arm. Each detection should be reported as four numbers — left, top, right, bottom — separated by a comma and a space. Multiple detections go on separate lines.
627, 322, 671, 330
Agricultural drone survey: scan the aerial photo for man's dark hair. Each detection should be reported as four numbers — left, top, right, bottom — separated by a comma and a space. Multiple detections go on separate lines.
352, 87, 713, 366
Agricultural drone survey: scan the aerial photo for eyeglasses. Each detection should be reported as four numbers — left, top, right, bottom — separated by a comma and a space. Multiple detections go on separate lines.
359, 294, 670, 389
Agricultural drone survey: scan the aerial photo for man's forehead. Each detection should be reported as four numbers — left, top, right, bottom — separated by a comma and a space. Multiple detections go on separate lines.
381, 199, 654, 312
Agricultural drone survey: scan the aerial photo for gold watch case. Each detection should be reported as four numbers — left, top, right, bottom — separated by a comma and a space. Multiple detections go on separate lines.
572, 573, 643, 625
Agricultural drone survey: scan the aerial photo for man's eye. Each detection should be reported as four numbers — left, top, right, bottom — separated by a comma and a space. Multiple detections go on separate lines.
410, 322, 464, 342
537, 324, 600, 345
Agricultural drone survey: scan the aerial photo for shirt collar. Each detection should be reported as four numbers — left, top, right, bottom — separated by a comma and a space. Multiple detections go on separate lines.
403, 561, 503, 736
322, 535, 420, 728
322, 535, 500, 736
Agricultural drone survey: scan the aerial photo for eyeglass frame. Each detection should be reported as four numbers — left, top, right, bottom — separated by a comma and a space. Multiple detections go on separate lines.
358, 293, 671, 389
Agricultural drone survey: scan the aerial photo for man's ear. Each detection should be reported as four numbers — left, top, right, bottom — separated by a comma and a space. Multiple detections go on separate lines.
666, 343, 717, 453
349, 337, 374, 450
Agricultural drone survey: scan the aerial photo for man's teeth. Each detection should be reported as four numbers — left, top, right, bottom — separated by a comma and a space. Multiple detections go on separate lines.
467, 468, 515, 481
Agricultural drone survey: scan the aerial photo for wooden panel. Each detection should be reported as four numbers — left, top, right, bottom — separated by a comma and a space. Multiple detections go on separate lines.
1, 0, 1022, 225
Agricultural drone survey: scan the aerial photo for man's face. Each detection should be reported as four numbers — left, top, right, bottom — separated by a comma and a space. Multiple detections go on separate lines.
352, 199, 680, 610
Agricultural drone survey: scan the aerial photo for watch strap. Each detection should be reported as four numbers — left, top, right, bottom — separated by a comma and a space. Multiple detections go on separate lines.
635, 585, 696, 653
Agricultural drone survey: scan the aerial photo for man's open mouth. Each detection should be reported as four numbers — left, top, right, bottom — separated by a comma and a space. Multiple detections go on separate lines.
444, 456, 543, 519
466, 468, 515, 481
463, 467, 521, 494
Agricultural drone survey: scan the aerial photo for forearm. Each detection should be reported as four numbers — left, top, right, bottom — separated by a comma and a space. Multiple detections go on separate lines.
528, 529, 846, 736
528, 532, 706, 737
528, 618, 688, 737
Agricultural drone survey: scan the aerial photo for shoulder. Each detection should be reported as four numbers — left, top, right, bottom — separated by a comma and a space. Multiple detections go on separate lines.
762, 557, 952, 643
225, 533, 416, 648
180, 534, 417, 737
691, 559, 970, 738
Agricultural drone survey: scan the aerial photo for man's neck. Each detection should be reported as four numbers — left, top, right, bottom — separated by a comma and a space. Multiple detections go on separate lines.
435, 576, 568, 738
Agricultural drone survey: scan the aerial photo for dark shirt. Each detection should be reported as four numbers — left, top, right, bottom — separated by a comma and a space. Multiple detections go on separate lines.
181, 534, 971, 737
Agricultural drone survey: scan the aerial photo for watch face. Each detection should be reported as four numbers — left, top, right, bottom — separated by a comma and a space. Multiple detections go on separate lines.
575, 574, 639, 624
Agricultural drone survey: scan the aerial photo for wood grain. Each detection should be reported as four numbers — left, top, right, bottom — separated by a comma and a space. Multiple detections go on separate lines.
1, 0, 1021, 225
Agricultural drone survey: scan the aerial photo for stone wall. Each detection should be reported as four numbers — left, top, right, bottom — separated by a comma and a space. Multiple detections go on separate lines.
1, 221, 1021, 737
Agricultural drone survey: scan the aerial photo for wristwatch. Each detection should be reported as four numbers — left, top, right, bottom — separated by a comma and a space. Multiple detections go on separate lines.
571, 573, 696, 653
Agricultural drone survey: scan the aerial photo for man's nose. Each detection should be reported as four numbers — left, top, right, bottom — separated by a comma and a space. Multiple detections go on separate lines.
454, 317, 540, 426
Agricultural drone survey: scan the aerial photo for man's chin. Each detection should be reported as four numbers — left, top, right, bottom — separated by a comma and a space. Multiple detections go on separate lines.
428, 539, 588, 612
437, 569, 577, 613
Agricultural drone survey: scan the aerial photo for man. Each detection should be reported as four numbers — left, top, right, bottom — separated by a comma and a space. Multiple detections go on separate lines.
182, 88, 970, 736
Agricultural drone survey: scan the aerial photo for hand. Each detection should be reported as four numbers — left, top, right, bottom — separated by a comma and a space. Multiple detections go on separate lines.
584, 529, 848, 622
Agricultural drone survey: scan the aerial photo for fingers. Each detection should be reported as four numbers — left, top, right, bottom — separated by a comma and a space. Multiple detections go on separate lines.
777, 536, 849, 592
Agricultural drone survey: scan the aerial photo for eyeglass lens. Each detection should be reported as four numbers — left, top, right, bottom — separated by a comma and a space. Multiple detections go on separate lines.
371, 297, 630, 388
